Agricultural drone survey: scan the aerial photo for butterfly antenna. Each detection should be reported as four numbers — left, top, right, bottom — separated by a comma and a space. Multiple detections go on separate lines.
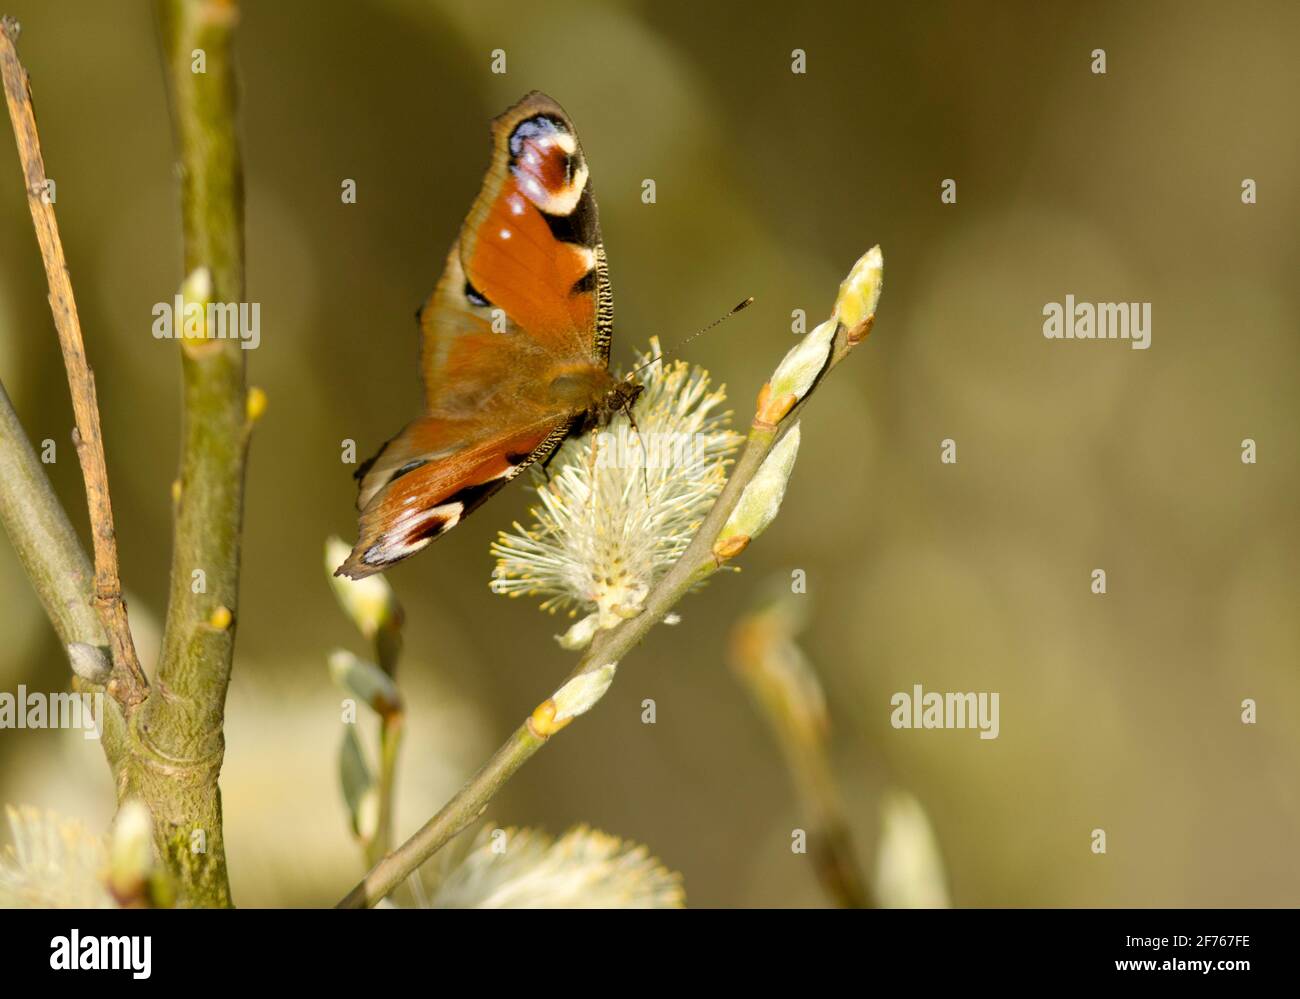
628, 296, 753, 378
620, 397, 652, 500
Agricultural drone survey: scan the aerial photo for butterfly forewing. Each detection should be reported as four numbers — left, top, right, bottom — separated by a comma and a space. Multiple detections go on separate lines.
338, 92, 614, 579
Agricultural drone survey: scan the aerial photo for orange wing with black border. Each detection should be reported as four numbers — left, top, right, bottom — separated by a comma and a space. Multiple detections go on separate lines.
338, 92, 612, 578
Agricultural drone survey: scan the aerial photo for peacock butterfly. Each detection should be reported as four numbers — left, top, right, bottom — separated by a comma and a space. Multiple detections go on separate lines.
337, 92, 640, 579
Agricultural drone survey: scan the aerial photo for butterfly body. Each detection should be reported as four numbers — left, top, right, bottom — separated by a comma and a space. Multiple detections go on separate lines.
338, 92, 637, 579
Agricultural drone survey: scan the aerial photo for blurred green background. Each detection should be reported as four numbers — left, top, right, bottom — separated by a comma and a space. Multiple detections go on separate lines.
1, 0, 1297, 906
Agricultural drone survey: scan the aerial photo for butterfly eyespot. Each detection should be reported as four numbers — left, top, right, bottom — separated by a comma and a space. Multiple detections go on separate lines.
508, 112, 587, 217
463, 280, 490, 307
508, 114, 569, 161
405, 514, 453, 545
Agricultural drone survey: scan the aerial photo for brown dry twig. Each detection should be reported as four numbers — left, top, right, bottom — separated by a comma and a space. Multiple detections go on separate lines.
0, 16, 148, 711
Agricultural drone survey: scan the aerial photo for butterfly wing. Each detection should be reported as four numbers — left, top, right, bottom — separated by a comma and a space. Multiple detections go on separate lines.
420, 91, 613, 411
338, 92, 610, 578
336, 415, 570, 579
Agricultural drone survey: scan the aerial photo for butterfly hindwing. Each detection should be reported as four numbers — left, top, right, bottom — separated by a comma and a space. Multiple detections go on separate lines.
338, 416, 570, 578
338, 92, 614, 579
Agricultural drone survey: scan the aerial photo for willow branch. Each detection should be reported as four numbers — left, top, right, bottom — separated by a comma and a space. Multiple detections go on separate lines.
0, 383, 105, 660
337, 723, 542, 908
368, 622, 404, 868
729, 599, 872, 907
0, 381, 129, 760
336, 275, 880, 908
0, 16, 149, 712
144, 0, 251, 764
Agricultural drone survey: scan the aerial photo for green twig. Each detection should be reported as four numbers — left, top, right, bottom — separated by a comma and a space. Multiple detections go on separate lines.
367, 624, 404, 868
118, 0, 251, 908
146, 0, 249, 759
325, 542, 408, 872
730, 596, 872, 907
337, 723, 544, 908
0, 381, 128, 761
0, 383, 105, 661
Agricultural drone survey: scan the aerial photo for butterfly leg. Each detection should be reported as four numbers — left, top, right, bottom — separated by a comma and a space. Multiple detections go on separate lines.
537, 438, 565, 483
584, 429, 601, 513
621, 401, 651, 503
